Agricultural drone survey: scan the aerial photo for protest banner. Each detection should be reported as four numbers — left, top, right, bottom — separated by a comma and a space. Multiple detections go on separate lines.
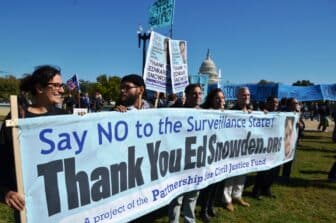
320, 84, 336, 101
14, 109, 298, 222
218, 83, 336, 101
277, 84, 323, 101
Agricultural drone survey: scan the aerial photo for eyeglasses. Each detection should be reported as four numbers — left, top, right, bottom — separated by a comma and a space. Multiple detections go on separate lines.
120, 85, 138, 91
47, 83, 65, 89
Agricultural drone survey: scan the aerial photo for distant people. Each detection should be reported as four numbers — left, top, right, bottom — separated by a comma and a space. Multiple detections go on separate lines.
64, 92, 76, 113
0, 65, 67, 223
80, 92, 90, 112
198, 88, 225, 222
171, 95, 186, 108
310, 102, 319, 121
93, 92, 104, 112
223, 87, 251, 212
279, 97, 288, 111
167, 93, 178, 107
179, 40, 187, 64
168, 84, 202, 223
114, 74, 151, 112
318, 101, 330, 132
153, 92, 167, 108
252, 96, 279, 199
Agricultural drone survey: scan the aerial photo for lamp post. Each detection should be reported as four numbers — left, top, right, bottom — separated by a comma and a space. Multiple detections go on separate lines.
137, 25, 151, 74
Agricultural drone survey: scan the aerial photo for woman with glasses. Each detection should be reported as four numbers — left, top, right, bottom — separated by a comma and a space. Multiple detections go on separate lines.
0, 65, 67, 222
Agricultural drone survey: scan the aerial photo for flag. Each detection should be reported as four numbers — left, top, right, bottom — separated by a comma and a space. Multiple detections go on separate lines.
66, 74, 80, 91
149, 0, 175, 29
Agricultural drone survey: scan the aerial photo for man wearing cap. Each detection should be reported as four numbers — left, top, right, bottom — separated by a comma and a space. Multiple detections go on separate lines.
114, 74, 151, 111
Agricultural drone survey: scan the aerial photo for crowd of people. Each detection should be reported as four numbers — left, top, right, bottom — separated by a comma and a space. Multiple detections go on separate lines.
1, 65, 335, 223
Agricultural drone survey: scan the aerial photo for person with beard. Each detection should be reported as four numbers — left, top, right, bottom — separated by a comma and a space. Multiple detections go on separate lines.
168, 84, 202, 223
282, 97, 303, 181
114, 74, 151, 112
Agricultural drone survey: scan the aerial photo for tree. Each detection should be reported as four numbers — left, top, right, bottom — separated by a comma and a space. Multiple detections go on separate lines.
79, 79, 96, 96
94, 74, 121, 102
292, 80, 314, 86
0, 75, 20, 102
257, 79, 276, 85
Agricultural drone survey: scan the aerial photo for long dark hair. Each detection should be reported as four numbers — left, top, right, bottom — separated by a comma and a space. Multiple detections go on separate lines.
201, 88, 224, 109
20, 65, 61, 96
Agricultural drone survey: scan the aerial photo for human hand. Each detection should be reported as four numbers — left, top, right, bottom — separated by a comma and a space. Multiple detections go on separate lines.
5, 190, 25, 211
114, 105, 128, 112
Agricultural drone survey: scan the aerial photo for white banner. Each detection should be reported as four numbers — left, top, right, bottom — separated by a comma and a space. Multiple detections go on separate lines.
17, 109, 299, 222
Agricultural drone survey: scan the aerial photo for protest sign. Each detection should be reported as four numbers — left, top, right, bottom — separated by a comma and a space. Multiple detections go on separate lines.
143, 31, 171, 93
149, 0, 175, 29
144, 31, 188, 94
16, 109, 298, 222
169, 39, 189, 93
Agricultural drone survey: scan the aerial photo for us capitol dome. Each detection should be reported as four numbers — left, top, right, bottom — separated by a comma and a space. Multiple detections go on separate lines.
198, 49, 219, 84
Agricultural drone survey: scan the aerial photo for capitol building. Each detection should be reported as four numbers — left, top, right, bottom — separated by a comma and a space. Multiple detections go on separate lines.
198, 49, 220, 85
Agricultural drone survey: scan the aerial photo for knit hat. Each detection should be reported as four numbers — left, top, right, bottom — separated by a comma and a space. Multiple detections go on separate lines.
121, 74, 145, 87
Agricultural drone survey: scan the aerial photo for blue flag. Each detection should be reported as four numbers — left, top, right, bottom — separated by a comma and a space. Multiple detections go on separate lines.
149, 0, 175, 29
66, 74, 80, 91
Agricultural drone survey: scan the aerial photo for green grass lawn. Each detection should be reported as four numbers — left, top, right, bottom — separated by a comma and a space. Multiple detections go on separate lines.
1, 130, 336, 223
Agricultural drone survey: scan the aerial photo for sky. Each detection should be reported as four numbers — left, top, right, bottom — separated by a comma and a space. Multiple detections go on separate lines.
0, 0, 336, 85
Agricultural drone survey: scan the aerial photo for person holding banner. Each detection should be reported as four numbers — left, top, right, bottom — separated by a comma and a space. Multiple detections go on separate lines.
282, 98, 303, 180
252, 96, 280, 199
223, 87, 251, 212
114, 74, 151, 111
168, 84, 202, 223
199, 88, 225, 222
0, 65, 67, 222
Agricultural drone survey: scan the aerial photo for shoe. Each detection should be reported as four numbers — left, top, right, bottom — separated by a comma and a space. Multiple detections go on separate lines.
234, 198, 250, 207
225, 202, 234, 212
208, 208, 216, 217
263, 189, 276, 198
252, 194, 262, 200
328, 177, 336, 182
252, 191, 262, 200
200, 213, 211, 223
